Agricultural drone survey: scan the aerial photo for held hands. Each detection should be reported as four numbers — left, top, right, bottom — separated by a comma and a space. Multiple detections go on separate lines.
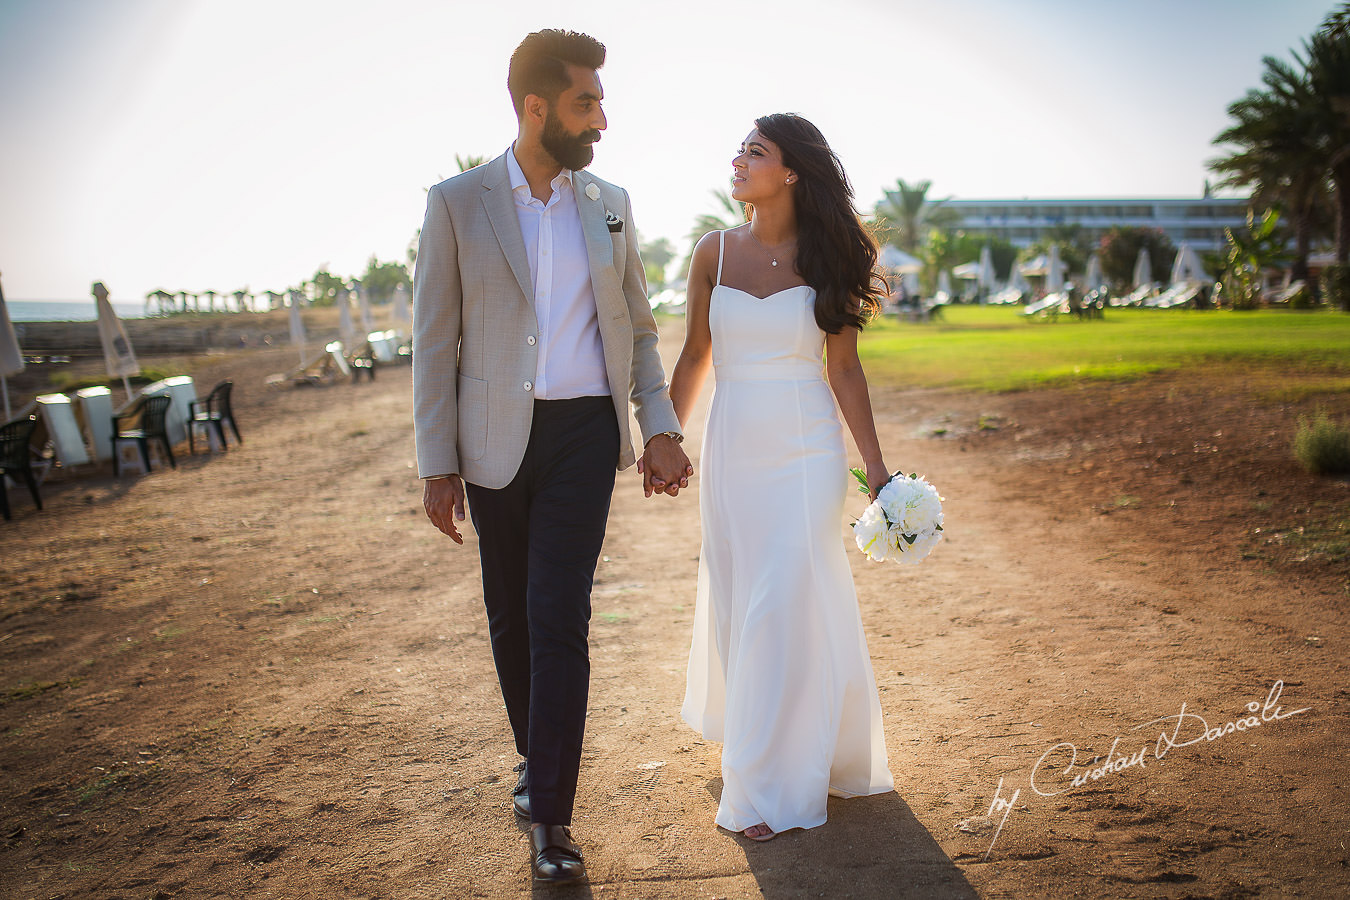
865, 462, 892, 502
423, 475, 467, 543
638, 434, 693, 498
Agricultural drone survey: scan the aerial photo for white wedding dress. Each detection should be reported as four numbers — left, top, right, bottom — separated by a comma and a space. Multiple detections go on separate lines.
682, 231, 893, 834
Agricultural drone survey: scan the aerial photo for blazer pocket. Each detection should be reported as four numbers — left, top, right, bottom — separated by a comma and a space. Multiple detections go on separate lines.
457, 373, 488, 461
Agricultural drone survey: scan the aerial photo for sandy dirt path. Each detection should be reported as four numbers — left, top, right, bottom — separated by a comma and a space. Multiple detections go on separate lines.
1, 322, 1347, 898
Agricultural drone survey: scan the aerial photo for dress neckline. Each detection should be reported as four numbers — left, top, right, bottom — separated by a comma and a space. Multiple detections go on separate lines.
714, 283, 813, 302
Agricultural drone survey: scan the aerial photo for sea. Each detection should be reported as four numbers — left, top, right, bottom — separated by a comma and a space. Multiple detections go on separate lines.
7, 300, 149, 322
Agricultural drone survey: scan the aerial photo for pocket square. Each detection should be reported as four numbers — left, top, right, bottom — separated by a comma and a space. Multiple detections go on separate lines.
605, 211, 624, 233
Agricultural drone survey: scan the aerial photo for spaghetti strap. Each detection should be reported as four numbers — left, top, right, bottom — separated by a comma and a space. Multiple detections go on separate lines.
715, 230, 726, 286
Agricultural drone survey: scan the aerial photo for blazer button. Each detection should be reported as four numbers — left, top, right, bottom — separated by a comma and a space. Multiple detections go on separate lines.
526, 335, 536, 346
523, 381, 533, 392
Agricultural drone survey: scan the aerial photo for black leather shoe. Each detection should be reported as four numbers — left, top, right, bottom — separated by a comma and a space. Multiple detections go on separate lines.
511, 760, 529, 820
530, 824, 586, 884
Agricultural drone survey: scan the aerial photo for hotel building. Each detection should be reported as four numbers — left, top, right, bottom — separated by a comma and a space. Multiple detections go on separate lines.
940, 196, 1250, 253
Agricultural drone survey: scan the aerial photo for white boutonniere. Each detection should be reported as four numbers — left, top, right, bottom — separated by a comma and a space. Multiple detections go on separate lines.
584, 183, 601, 202
605, 210, 624, 233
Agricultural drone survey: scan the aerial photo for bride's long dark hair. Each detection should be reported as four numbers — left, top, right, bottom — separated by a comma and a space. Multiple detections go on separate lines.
751, 113, 884, 333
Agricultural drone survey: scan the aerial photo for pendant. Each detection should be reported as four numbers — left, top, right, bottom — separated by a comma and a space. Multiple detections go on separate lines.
771, 259, 778, 267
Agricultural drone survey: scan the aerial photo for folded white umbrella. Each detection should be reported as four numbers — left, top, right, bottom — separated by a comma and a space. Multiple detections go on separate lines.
1045, 245, 1065, 293
288, 289, 307, 365
338, 289, 358, 345
1170, 243, 1208, 285
1133, 247, 1153, 289
391, 283, 411, 327
1084, 254, 1106, 291
93, 282, 139, 400
937, 269, 953, 297
353, 280, 374, 330
978, 245, 996, 292
0, 272, 25, 419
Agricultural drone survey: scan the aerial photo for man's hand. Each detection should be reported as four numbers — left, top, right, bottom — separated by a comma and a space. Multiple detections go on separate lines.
423, 475, 467, 543
638, 434, 693, 498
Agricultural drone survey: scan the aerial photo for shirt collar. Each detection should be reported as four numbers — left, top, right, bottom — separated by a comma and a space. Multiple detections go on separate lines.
507, 144, 573, 202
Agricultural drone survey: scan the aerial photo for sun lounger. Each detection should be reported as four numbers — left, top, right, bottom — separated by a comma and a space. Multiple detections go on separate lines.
1020, 293, 1066, 318
1154, 284, 1201, 309
1116, 285, 1153, 307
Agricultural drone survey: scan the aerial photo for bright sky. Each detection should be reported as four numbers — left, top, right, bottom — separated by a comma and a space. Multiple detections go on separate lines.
0, 0, 1335, 301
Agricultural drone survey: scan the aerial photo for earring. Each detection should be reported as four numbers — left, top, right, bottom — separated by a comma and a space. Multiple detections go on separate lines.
785, 178, 792, 184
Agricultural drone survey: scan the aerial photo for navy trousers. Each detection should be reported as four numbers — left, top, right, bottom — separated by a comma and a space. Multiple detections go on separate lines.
465, 396, 619, 826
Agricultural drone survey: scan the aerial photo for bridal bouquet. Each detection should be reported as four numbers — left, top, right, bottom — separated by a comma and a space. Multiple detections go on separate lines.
850, 469, 944, 564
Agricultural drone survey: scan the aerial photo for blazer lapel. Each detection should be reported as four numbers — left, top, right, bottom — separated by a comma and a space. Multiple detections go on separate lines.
572, 171, 623, 308
480, 154, 535, 306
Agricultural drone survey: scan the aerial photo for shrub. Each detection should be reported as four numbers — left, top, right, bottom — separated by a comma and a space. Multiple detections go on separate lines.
1287, 282, 1316, 309
1322, 263, 1350, 312
1294, 410, 1350, 475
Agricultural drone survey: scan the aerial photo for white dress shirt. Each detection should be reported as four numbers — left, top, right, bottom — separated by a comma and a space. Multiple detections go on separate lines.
506, 146, 610, 399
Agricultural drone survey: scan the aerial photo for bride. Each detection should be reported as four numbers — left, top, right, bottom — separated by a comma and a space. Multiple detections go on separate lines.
670, 113, 895, 841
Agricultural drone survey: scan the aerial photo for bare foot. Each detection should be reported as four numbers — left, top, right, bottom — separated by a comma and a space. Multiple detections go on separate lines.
743, 823, 776, 842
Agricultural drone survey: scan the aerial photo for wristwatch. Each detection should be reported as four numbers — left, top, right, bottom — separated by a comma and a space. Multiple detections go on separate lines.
651, 430, 684, 445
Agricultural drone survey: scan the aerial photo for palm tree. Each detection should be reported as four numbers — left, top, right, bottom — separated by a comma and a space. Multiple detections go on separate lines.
688, 189, 747, 239
874, 179, 960, 253
455, 154, 488, 172
1211, 53, 1329, 283
1305, 21, 1350, 263
1323, 3, 1349, 40
681, 189, 747, 273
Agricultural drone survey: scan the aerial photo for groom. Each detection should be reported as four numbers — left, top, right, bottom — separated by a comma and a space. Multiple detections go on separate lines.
413, 29, 690, 885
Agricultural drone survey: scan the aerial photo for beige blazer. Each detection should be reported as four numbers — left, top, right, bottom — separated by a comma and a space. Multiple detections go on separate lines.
412, 151, 681, 489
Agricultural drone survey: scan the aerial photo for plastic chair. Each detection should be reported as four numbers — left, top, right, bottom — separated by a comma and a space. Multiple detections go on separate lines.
0, 415, 43, 521
112, 394, 176, 476
187, 381, 242, 454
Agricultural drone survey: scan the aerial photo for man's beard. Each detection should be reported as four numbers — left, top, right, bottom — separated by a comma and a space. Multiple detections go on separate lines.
542, 111, 600, 171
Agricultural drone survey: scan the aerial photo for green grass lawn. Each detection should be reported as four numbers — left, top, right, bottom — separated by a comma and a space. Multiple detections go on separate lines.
858, 305, 1350, 393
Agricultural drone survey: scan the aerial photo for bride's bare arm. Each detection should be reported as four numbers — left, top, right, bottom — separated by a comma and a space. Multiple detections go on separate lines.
667, 232, 719, 428
824, 326, 889, 499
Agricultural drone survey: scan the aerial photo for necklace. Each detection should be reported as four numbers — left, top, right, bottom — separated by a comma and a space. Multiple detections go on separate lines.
747, 226, 794, 268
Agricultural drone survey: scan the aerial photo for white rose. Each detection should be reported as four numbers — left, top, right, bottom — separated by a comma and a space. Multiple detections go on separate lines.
853, 503, 891, 562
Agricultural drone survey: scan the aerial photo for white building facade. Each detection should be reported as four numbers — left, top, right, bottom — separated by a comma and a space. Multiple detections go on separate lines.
943, 197, 1250, 253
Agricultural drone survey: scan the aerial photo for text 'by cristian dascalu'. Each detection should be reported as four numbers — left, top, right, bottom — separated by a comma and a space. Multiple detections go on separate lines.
977, 679, 1311, 859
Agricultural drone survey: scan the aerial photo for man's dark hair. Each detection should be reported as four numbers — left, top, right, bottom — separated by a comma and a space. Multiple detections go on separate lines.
507, 29, 606, 117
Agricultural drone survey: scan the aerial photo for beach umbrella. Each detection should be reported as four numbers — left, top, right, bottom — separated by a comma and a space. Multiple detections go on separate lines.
1132, 247, 1153, 289
1084, 254, 1106, 291
338, 289, 357, 344
288, 289, 307, 365
391, 282, 411, 330
1009, 264, 1030, 294
978, 245, 996, 290
1170, 242, 1208, 285
93, 282, 139, 401
1018, 254, 1047, 276
878, 245, 923, 274
0, 272, 25, 420
937, 269, 953, 298
352, 279, 374, 331
1045, 245, 1065, 293
952, 261, 980, 280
